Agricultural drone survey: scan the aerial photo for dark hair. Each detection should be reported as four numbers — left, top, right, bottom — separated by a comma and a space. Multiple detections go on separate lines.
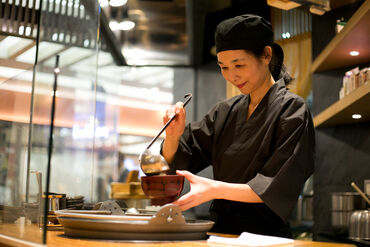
244, 45, 293, 86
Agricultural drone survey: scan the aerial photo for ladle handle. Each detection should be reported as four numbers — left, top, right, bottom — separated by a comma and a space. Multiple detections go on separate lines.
146, 93, 192, 150
351, 182, 370, 205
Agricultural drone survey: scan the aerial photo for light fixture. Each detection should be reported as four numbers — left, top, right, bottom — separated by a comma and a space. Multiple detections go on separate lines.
352, 114, 362, 119
350, 51, 359, 56
109, 0, 127, 7
119, 20, 135, 31
282, 32, 291, 39
109, 21, 120, 31
99, 0, 109, 8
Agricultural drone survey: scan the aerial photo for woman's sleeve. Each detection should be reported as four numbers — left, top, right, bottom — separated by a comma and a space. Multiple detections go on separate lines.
163, 103, 220, 175
247, 99, 315, 221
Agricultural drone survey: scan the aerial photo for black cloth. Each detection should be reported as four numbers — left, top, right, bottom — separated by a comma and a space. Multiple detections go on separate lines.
165, 78, 315, 237
215, 14, 284, 62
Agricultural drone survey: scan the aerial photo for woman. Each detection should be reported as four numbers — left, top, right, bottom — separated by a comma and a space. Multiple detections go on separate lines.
161, 14, 315, 238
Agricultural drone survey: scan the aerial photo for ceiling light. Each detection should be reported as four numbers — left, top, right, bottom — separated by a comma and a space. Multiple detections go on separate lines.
109, 0, 127, 7
109, 21, 120, 31
119, 20, 135, 31
99, 0, 109, 8
350, 51, 359, 56
352, 114, 362, 119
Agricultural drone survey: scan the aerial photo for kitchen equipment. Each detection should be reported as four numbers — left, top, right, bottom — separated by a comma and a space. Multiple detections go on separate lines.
43, 193, 67, 212
66, 196, 84, 210
331, 192, 366, 232
349, 210, 370, 240
111, 170, 150, 209
23, 171, 42, 224
332, 211, 354, 230
351, 182, 370, 205
301, 194, 313, 221
93, 200, 125, 215
55, 204, 214, 240
364, 180, 370, 196
141, 175, 184, 206
331, 192, 365, 211
139, 93, 192, 176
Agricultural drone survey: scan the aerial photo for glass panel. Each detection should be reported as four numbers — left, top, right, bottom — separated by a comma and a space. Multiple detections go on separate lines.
0, 0, 195, 243
0, 67, 43, 244
28, 0, 102, 243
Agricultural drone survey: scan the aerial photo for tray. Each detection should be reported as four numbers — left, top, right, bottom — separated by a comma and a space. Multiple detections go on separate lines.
55, 204, 214, 240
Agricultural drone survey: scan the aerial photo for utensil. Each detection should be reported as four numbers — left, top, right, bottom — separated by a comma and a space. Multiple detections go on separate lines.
139, 93, 192, 176
351, 182, 370, 206
349, 210, 370, 240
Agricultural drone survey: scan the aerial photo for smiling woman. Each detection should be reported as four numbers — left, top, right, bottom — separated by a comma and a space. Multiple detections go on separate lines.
161, 14, 315, 238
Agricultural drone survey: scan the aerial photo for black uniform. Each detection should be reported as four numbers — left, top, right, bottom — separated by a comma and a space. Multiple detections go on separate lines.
166, 79, 315, 237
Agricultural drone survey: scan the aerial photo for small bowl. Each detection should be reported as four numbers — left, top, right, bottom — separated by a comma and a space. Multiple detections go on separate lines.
141, 175, 184, 206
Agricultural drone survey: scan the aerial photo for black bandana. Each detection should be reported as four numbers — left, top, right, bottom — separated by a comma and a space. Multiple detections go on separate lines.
215, 14, 284, 62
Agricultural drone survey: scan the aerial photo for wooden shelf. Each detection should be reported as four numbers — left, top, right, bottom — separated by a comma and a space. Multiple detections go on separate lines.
313, 82, 370, 127
311, 0, 370, 72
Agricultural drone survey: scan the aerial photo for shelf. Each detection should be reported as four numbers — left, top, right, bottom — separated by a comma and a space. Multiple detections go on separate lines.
313, 82, 370, 127
311, 0, 370, 73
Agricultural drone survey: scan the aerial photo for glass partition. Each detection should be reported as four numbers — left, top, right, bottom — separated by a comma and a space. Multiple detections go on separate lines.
0, 67, 43, 244
30, 0, 104, 243
0, 0, 195, 243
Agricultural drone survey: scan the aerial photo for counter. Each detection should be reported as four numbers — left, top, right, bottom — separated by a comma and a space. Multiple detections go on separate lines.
0, 224, 356, 247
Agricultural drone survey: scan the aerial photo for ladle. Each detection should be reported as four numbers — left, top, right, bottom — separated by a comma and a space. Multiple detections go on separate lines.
139, 93, 192, 176
351, 182, 370, 205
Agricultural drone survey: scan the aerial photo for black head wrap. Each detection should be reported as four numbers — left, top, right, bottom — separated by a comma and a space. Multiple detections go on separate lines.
215, 14, 284, 62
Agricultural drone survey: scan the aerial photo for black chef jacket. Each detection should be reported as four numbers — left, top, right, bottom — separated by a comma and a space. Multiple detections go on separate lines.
165, 78, 315, 237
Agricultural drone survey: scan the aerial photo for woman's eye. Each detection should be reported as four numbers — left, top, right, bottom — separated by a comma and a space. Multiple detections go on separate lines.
235, 64, 245, 68
220, 67, 228, 71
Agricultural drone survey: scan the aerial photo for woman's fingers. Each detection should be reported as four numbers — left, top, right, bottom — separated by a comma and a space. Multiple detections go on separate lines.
172, 192, 197, 211
176, 170, 196, 183
163, 101, 186, 137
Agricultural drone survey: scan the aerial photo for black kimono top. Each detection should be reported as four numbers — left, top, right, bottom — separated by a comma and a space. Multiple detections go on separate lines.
166, 79, 315, 235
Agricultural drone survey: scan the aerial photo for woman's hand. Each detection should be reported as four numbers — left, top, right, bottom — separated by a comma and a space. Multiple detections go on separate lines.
163, 101, 186, 138
172, 170, 264, 211
162, 102, 186, 164
172, 170, 219, 211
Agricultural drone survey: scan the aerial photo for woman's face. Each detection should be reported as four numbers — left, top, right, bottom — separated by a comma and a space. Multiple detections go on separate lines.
217, 49, 271, 95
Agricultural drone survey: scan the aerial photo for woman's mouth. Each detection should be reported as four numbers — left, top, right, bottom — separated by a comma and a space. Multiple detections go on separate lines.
236, 82, 246, 89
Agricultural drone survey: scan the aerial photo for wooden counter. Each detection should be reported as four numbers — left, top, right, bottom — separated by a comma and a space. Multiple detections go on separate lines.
0, 224, 356, 247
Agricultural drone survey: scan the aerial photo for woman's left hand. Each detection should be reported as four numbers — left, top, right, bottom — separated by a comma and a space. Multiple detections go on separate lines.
172, 170, 218, 211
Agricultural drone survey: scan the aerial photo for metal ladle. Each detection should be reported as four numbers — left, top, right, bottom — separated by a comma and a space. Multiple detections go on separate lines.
351, 182, 370, 206
139, 93, 192, 176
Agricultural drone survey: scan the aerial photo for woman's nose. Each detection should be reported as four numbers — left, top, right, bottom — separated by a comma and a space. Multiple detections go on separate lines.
229, 70, 240, 82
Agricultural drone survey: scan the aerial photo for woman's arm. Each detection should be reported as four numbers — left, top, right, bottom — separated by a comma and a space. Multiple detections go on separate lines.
173, 170, 263, 211
162, 136, 180, 164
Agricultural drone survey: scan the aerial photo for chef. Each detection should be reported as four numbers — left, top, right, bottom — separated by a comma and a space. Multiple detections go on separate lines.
161, 14, 315, 238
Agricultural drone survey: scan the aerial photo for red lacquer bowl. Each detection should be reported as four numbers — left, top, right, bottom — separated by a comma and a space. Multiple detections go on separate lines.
141, 175, 184, 206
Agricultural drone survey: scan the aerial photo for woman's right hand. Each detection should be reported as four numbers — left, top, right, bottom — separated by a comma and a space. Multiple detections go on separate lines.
163, 101, 186, 138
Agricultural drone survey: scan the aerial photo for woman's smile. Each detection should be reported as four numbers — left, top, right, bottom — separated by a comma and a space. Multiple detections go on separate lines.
236, 82, 247, 89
